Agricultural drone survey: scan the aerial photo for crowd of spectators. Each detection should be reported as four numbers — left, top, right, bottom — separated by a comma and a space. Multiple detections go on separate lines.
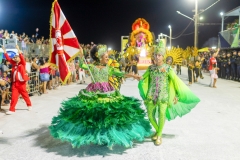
0, 28, 49, 56
185, 49, 240, 88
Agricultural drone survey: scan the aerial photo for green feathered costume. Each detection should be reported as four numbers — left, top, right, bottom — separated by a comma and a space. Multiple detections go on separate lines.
138, 41, 200, 145
49, 57, 152, 149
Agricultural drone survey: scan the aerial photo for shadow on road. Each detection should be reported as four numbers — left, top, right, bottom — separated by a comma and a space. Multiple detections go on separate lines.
23, 125, 156, 158
0, 137, 12, 145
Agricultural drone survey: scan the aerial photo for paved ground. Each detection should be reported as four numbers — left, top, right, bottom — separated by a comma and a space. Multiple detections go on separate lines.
0, 67, 240, 160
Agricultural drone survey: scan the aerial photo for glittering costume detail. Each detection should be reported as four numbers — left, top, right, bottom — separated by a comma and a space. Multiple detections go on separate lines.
49, 58, 152, 148
147, 64, 171, 104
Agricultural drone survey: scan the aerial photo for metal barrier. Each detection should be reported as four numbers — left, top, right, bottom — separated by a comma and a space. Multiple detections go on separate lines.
27, 72, 42, 96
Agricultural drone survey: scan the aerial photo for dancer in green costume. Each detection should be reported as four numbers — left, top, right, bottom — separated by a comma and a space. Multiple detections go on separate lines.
49, 45, 152, 149
138, 40, 200, 145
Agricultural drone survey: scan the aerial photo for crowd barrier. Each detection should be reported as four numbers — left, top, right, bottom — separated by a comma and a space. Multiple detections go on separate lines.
27, 72, 42, 96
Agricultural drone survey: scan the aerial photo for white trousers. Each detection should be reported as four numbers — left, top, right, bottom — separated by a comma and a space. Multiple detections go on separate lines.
209, 70, 214, 87
79, 71, 85, 82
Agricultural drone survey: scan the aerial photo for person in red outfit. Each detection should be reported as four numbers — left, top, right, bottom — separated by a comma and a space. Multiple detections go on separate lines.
2, 45, 32, 115
208, 48, 220, 87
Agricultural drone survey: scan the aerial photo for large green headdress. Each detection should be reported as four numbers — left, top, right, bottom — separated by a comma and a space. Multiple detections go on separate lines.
153, 39, 166, 56
97, 45, 108, 58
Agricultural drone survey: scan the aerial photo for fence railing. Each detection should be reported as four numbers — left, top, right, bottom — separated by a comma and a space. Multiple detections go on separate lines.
27, 72, 42, 96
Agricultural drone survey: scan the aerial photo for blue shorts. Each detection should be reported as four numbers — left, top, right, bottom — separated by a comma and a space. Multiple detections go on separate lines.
40, 73, 50, 82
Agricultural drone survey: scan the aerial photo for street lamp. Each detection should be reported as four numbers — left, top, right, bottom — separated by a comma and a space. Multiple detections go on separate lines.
108, 47, 112, 51
168, 25, 172, 48
177, 0, 220, 48
194, 0, 199, 48
176, 11, 194, 21
176, 9, 198, 47
220, 12, 224, 32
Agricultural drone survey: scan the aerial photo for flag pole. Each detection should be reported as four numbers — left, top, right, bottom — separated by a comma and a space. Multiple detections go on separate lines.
79, 50, 96, 83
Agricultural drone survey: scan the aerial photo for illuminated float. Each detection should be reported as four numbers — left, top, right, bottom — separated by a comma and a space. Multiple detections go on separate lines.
124, 18, 155, 70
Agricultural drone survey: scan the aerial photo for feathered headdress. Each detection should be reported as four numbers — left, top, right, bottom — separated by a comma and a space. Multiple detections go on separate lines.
152, 39, 166, 56
164, 47, 183, 65
97, 45, 108, 58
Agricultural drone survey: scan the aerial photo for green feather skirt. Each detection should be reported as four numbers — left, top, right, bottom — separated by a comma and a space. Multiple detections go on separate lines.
49, 89, 152, 148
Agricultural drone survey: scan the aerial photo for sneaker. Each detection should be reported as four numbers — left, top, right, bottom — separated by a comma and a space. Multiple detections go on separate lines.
28, 107, 32, 111
6, 111, 15, 115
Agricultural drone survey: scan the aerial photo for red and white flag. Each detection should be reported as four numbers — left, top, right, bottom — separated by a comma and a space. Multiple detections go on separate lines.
49, 0, 81, 84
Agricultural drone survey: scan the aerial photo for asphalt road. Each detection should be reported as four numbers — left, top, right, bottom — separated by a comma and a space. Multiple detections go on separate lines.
0, 67, 240, 160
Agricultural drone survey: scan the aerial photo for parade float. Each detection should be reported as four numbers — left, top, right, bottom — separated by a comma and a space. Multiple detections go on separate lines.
124, 18, 155, 70
122, 18, 184, 70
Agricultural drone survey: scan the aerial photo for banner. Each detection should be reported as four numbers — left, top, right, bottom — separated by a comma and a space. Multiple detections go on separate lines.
2, 38, 17, 49
49, 0, 81, 84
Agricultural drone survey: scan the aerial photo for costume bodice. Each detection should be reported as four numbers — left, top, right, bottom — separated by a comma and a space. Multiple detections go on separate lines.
147, 64, 171, 104
90, 65, 109, 83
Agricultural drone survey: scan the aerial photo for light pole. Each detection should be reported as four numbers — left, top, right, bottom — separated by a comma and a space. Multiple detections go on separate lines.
177, 0, 220, 48
168, 25, 172, 48
194, 0, 198, 48
220, 12, 224, 32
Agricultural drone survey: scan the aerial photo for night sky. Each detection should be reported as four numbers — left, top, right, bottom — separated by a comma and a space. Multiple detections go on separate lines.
0, 0, 240, 50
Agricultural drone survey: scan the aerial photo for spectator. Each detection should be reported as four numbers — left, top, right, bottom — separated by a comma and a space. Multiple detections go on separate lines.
209, 49, 220, 87
22, 32, 26, 39
47, 64, 55, 90
10, 31, 15, 39
69, 60, 76, 83
3, 30, 10, 39
55, 68, 60, 86
25, 57, 31, 74
39, 57, 51, 94
35, 28, 39, 39
21, 37, 27, 55
31, 57, 39, 72
30, 34, 36, 43
0, 30, 3, 38
1, 72, 10, 106
0, 79, 10, 111
2, 60, 11, 78
79, 68, 85, 84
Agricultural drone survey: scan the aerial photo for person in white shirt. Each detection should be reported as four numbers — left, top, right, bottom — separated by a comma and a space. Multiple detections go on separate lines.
25, 57, 31, 73
79, 68, 85, 84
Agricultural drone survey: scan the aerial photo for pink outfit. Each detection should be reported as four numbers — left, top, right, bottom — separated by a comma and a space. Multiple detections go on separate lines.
211, 69, 218, 79
40, 67, 49, 73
